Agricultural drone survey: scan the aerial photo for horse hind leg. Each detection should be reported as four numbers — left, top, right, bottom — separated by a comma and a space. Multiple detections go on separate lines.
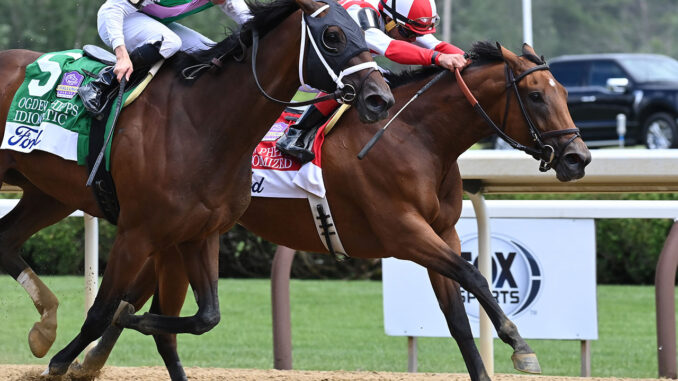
428, 270, 490, 381
0, 182, 75, 357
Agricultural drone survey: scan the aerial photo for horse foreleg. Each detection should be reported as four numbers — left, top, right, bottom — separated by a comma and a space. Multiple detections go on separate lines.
72, 245, 190, 380
400, 221, 540, 374
117, 234, 220, 337
151, 245, 190, 381
48, 230, 152, 375
0, 184, 74, 358
428, 270, 489, 381
426, 228, 489, 380
70, 254, 160, 377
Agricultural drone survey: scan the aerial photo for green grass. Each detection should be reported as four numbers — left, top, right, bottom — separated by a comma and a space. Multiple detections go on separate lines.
0, 277, 667, 378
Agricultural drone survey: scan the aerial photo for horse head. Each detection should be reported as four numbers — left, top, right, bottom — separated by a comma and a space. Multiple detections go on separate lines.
296, 0, 394, 122
491, 42, 591, 182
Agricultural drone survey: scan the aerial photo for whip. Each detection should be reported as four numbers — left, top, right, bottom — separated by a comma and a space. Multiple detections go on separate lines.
357, 70, 447, 159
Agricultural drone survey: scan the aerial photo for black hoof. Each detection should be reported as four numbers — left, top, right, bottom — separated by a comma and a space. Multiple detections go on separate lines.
46, 361, 70, 376
112, 301, 136, 328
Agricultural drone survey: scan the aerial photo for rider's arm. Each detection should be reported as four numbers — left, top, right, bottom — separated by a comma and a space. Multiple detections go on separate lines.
365, 28, 440, 66
217, 0, 252, 25
346, 3, 444, 66
414, 33, 465, 55
413, 33, 466, 70
98, 0, 141, 51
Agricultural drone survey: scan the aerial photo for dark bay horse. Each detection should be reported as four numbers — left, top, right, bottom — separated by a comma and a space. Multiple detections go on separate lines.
75, 42, 590, 381
0, 0, 393, 378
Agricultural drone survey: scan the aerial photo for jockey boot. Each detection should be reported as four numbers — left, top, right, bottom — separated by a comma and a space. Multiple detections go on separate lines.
128, 41, 163, 70
276, 104, 327, 163
79, 42, 162, 117
78, 65, 116, 118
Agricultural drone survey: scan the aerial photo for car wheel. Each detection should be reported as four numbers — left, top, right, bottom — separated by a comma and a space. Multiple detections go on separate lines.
493, 136, 515, 150
643, 112, 678, 149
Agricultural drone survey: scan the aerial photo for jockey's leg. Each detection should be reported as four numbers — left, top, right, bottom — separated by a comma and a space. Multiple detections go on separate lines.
276, 95, 339, 163
80, 12, 172, 116
168, 22, 215, 53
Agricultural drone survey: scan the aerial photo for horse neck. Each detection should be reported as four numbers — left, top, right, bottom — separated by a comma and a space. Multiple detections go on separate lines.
179, 13, 304, 156
398, 65, 505, 164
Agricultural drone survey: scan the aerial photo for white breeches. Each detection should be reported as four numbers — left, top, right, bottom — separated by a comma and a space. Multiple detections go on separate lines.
98, 12, 215, 58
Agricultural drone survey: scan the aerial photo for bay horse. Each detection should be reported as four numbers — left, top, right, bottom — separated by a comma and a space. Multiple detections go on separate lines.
74, 42, 591, 381
0, 0, 393, 377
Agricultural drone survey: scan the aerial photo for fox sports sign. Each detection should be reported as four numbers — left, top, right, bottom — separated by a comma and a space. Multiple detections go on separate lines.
459, 233, 542, 320
382, 218, 597, 340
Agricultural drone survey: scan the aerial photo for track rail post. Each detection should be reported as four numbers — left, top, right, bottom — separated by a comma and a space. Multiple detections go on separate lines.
656, 219, 678, 379
272, 246, 296, 370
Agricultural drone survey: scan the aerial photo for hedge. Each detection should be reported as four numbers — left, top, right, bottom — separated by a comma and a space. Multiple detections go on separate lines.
4, 193, 677, 284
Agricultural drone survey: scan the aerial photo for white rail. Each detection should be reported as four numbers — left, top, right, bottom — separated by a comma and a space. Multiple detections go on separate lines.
457, 148, 678, 377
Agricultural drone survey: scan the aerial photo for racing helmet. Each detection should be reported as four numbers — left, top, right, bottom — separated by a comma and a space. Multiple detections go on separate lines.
380, 0, 440, 35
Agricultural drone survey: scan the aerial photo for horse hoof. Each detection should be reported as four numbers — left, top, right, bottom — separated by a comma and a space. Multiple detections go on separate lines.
512, 351, 542, 374
69, 358, 102, 379
28, 321, 56, 358
47, 361, 70, 376
112, 300, 136, 328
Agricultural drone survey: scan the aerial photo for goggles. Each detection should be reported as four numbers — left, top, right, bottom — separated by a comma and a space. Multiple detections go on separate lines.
406, 15, 440, 32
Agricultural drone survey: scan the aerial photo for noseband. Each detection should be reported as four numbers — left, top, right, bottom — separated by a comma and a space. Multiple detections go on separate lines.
455, 62, 581, 172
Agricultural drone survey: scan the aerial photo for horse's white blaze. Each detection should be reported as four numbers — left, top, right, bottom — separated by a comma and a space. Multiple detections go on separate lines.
549, 78, 556, 87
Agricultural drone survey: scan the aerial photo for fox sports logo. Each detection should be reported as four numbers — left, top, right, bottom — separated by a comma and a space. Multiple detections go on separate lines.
459, 233, 542, 320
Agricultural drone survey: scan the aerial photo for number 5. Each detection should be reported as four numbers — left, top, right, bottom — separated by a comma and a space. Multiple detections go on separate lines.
27, 52, 83, 97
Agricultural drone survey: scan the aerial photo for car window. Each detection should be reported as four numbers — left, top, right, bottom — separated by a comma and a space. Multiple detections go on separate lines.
589, 60, 627, 87
618, 56, 678, 82
550, 61, 588, 87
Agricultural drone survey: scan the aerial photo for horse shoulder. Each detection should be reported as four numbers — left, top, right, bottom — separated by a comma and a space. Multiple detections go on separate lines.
431, 161, 463, 234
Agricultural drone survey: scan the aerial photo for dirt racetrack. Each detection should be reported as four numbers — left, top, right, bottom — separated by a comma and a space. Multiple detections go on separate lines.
0, 365, 662, 381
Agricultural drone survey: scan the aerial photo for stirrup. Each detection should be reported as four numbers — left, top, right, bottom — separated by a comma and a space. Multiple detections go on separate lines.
276, 127, 315, 163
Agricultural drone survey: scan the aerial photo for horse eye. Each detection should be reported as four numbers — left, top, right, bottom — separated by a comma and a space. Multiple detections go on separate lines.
321, 28, 343, 53
529, 92, 543, 103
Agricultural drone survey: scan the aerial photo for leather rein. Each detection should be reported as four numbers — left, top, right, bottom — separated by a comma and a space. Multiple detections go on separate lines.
455, 62, 581, 172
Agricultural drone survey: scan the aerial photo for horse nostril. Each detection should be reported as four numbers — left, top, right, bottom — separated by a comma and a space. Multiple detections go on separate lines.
564, 153, 579, 166
365, 94, 388, 113
564, 152, 590, 168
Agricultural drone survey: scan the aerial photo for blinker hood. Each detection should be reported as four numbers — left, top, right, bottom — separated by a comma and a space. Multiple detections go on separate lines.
304, 0, 369, 92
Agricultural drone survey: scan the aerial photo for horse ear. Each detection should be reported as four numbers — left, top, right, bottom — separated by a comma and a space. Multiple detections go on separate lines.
522, 43, 537, 57
495, 42, 504, 58
296, 0, 324, 15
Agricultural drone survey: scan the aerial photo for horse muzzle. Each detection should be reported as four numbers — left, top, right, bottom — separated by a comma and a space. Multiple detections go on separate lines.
353, 73, 394, 123
554, 138, 591, 182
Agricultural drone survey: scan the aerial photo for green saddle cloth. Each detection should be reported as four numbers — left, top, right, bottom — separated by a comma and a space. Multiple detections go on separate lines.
4, 49, 130, 169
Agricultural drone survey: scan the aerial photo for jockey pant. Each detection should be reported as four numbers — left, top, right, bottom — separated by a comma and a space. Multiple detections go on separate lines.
98, 12, 215, 59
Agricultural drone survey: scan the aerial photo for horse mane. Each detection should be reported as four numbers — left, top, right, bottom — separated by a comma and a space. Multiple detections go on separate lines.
383, 66, 444, 89
384, 41, 546, 88
171, 0, 299, 82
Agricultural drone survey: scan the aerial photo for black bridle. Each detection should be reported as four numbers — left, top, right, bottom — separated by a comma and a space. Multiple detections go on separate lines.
182, 0, 378, 107
456, 61, 581, 172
